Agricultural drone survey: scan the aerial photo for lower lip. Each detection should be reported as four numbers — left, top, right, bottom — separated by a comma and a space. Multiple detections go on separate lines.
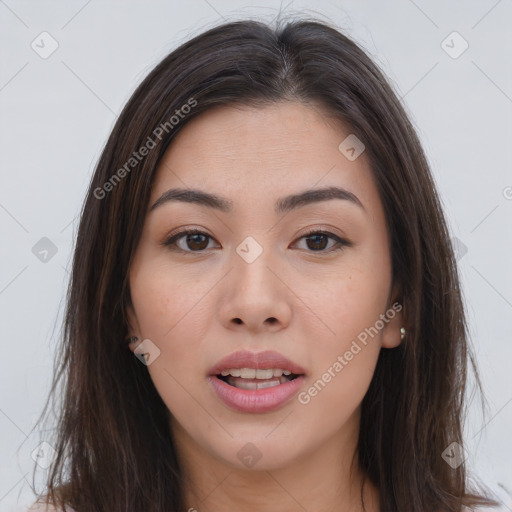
207, 375, 305, 413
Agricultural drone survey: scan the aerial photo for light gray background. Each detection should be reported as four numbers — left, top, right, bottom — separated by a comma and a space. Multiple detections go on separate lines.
1, 1, 511, 510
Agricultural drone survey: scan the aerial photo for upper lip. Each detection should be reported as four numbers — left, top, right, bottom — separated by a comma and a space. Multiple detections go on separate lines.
209, 350, 306, 376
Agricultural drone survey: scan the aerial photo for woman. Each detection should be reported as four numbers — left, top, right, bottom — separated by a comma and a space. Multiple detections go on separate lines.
29, 17, 498, 512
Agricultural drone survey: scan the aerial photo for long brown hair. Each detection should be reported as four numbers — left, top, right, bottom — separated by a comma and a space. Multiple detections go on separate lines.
32, 16, 498, 512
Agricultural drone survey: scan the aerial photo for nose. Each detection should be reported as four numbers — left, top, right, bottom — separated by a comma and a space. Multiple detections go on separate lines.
217, 244, 293, 334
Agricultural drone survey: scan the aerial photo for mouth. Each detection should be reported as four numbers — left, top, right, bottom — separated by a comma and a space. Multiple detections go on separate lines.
208, 350, 306, 413
216, 368, 302, 390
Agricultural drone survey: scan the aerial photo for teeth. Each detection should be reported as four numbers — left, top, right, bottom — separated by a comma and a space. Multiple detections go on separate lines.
254, 369, 273, 379
225, 375, 294, 390
240, 368, 256, 378
220, 368, 294, 378
230, 379, 282, 390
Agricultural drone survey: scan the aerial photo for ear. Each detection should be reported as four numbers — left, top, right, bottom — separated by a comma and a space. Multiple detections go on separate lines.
381, 283, 405, 349
126, 300, 141, 353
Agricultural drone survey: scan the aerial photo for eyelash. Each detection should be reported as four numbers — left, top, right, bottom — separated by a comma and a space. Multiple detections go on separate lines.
161, 228, 351, 255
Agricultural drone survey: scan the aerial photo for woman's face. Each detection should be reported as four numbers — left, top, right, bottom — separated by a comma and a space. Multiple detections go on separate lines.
127, 101, 403, 473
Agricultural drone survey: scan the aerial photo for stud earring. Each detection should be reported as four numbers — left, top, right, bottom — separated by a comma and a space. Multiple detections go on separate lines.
400, 327, 406, 341
127, 336, 139, 345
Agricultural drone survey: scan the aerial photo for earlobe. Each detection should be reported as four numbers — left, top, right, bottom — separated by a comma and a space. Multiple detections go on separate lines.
127, 336, 140, 352
381, 299, 405, 349
126, 302, 141, 352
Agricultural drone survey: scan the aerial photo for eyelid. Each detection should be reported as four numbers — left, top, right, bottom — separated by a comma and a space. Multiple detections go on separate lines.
293, 227, 352, 252
162, 227, 219, 252
161, 226, 352, 254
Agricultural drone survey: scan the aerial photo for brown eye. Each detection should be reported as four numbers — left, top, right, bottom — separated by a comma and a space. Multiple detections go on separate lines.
304, 233, 330, 251
162, 229, 351, 254
183, 233, 209, 251
162, 229, 218, 252
294, 230, 351, 253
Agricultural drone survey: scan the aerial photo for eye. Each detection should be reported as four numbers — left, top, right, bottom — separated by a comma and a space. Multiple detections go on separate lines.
162, 228, 351, 254
162, 229, 219, 253
293, 229, 351, 253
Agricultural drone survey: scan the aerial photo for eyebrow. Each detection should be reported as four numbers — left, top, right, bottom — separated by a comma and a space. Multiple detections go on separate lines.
149, 185, 365, 214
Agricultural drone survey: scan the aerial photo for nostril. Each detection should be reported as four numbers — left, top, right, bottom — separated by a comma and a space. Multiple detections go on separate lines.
231, 317, 277, 325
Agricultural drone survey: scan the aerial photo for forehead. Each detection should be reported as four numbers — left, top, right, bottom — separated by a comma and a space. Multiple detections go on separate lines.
150, 101, 379, 215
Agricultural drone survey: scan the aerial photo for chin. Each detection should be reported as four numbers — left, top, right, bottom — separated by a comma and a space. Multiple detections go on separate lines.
213, 434, 308, 472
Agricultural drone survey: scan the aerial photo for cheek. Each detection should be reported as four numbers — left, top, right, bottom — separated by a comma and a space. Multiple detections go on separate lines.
130, 257, 213, 341
129, 260, 216, 413
311, 258, 391, 348
298, 246, 390, 411
305, 277, 383, 407
296, 278, 385, 443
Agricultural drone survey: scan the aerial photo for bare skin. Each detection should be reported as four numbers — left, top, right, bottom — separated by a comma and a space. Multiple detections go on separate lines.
127, 101, 403, 512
